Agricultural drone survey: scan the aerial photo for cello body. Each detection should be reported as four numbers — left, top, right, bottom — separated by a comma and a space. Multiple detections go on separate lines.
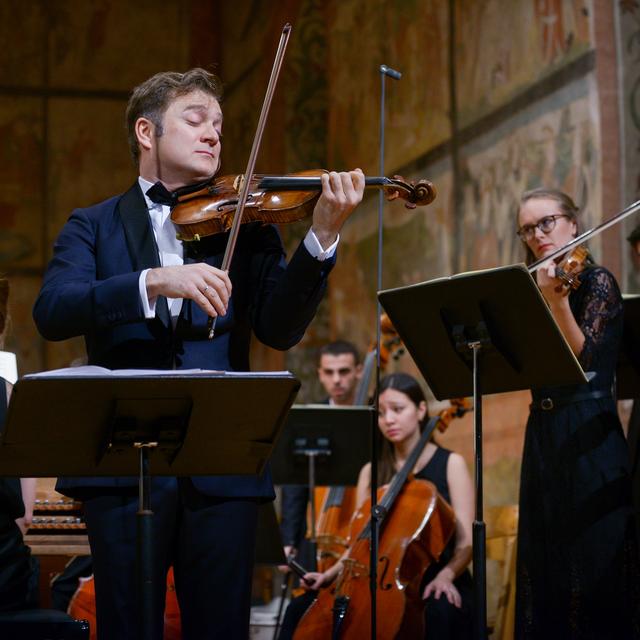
294, 478, 455, 640
68, 567, 181, 640
314, 486, 359, 572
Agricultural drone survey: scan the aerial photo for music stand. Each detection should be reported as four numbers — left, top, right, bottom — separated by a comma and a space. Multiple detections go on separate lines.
617, 295, 640, 400
379, 264, 586, 639
270, 405, 373, 558
0, 369, 299, 640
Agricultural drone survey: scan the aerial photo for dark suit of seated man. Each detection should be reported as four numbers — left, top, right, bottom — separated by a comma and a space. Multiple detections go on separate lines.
33, 68, 365, 640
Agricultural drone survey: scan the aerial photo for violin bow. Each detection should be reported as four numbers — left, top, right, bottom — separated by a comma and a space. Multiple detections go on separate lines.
207, 23, 292, 339
528, 198, 640, 274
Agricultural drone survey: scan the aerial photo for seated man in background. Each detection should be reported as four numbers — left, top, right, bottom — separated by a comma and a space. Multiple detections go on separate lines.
279, 340, 362, 567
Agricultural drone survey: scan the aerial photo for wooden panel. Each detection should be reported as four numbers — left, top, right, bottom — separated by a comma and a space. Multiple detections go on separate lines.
0, 0, 46, 87
5, 275, 45, 376
47, 97, 136, 249
47, 0, 190, 91
0, 98, 45, 269
327, 0, 451, 173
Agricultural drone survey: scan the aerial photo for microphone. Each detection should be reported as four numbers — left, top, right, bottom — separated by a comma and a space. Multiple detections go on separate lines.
380, 65, 401, 80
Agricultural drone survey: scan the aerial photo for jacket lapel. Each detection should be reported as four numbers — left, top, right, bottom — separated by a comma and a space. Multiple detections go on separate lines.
117, 182, 172, 330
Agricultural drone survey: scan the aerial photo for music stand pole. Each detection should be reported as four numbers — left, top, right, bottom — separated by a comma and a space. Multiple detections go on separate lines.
371, 63, 402, 640
307, 450, 318, 561
471, 342, 487, 639
455, 328, 489, 639
136, 443, 155, 640
294, 439, 331, 568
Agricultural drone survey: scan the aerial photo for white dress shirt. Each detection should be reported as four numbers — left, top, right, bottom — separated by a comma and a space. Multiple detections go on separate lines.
136, 176, 339, 321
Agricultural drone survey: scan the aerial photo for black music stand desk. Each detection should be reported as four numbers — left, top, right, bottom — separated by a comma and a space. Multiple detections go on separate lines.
0, 368, 300, 640
270, 404, 373, 562
379, 263, 586, 639
270, 404, 372, 486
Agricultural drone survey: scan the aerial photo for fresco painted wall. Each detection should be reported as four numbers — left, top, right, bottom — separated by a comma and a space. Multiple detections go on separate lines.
0, 0, 193, 374
1, 0, 630, 509
458, 75, 602, 273
327, 0, 451, 173
456, 0, 592, 127
618, 0, 640, 293
317, 0, 613, 511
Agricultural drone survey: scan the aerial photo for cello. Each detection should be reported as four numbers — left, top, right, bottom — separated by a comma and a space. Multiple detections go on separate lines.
294, 400, 470, 640
312, 315, 405, 574
67, 568, 182, 640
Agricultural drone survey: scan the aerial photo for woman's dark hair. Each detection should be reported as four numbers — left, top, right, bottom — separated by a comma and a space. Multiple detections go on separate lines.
377, 373, 429, 486
518, 188, 580, 265
318, 340, 361, 366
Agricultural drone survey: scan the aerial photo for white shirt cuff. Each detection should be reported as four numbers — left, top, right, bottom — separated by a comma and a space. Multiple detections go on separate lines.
0, 351, 17, 384
304, 229, 339, 261
139, 269, 156, 318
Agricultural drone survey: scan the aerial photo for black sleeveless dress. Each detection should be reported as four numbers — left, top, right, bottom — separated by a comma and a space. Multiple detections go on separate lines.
515, 266, 640, 639
416, 446, 473, 639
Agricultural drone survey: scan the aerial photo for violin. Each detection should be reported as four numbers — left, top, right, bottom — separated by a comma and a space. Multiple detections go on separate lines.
527, 197, 640, 280
294, 399, 471, 640
553, 245, 592, 293
170, 170, 436, 242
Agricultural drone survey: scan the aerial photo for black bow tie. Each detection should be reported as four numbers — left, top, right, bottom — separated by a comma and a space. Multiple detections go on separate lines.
146, 179, 213, 209
146, 182, 177, 208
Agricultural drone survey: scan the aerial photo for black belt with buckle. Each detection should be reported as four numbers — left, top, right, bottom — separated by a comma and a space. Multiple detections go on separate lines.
530, 390, 611, 411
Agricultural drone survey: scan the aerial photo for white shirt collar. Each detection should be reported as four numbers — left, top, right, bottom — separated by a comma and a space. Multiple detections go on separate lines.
138, 176, 158, 210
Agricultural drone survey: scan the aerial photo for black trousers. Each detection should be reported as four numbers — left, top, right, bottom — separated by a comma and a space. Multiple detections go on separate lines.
83, 478, 259, 640
0, 516, 39, 612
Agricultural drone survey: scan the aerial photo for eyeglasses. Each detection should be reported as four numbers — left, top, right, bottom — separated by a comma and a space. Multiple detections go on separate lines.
516, 214, 571, 242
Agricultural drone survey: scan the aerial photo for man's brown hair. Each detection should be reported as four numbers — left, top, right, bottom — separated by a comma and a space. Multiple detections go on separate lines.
125, 68, 223, 163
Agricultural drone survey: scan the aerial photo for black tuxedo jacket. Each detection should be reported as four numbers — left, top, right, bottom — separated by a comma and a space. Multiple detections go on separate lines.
33, 182, 335, 499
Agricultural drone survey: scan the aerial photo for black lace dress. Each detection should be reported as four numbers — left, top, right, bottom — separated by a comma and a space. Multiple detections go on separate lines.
515, 266, 640, 639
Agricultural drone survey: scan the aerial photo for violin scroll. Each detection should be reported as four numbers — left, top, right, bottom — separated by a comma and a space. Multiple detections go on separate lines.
379, 312, 405, 368
385, 175, 437, 209
436, 397, 472, 433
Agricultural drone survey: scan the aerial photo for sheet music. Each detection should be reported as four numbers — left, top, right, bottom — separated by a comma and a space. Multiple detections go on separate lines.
23, 366, 293, 379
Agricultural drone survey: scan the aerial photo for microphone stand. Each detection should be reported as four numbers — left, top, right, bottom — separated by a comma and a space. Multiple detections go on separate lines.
369, 63, 401, 640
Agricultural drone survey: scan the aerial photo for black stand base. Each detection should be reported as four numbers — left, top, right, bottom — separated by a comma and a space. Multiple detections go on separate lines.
472, 520, 487, 639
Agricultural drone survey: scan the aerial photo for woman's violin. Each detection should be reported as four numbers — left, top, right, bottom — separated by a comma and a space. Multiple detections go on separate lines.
553, 245, 592, 293
170, 170, 436, 242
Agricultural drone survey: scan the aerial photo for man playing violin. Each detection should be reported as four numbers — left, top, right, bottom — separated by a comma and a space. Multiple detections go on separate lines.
33, 68, 365, 640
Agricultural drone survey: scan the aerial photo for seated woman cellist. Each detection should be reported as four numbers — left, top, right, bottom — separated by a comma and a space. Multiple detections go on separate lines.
280, 372, 474, 639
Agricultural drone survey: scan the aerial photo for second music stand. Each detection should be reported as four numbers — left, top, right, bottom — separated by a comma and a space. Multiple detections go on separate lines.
270, 404, 373, 559
379, 263, 586, 639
